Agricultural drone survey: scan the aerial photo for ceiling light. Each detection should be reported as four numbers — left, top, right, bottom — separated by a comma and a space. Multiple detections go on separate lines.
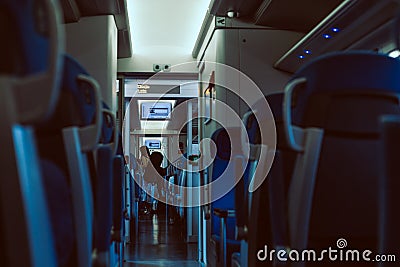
323, 34, 332, 39
388, 50, 400, 58
227, 11, 237, 18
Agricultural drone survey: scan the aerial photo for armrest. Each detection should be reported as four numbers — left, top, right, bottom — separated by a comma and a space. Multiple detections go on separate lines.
213, 208, 235, 218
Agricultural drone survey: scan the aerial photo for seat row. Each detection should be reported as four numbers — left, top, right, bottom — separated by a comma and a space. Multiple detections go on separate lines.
0, 1, 127, 266
208, 51, 400, 267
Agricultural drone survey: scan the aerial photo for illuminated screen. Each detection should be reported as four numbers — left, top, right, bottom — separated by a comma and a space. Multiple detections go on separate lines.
145, 140, 161, 149
141, 102, 172, 120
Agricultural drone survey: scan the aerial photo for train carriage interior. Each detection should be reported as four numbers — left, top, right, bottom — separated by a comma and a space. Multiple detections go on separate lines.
1, 0, 400, 266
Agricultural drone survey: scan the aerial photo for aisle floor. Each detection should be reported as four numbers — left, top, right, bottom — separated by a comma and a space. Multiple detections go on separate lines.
124, 213, 201, 267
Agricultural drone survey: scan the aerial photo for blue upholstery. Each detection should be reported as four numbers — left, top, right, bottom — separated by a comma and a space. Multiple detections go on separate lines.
210, 128, 242, 266
61, 55, 95, 126
100, 103, 114, 144
235, 112, 260, 235
36, 54, 101, 266
210, 127, 232, 161
210, 128, 240, 239
289, 51, 400, 129
244, 93, 296, 267
37, 54, 96, 134
0, 0, 64, 266
41, 159, 74, 267
113, 155, 125, 241
286, 51, 400, 263
112, 135, 125, 241
0, 0, 49, 75
94, 146, 113, 252
93, 103, 115, 253
231, 111, 261, 267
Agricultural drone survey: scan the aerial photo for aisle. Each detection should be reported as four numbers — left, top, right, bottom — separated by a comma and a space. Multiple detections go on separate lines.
124, 213, 201, 267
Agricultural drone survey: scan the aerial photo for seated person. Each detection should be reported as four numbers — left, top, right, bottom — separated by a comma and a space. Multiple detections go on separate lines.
143, 151, 167, 213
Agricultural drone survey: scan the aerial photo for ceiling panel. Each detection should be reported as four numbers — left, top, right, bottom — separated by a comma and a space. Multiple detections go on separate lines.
60, 0, 132, 58
208, 0, 345, 32
254, 0, 344, 32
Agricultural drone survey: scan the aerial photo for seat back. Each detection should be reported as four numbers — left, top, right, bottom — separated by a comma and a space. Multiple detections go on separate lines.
210, 127, 243, 240
245, 93, 297, 267
235, 110, 260, 238
112, 135, 125, 242
37, 54, 103, 267
0, 0, 64, 124
379, 115, 400, 265
0, 0, 64, 266
284, 52, 400, 259
92, 104, 117, 257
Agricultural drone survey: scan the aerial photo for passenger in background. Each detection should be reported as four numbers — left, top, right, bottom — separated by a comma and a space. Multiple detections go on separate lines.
176, 142, 187, 168
167, 142, 187, 175
125, 154, 141, 200
139, 145, 151, 170
165, 143, 186, 224
138, 146, 151, 215
143, 151, 167, 214
149, 151, 167, 177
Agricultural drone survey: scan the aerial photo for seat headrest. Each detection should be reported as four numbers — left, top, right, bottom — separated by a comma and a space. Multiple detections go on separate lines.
211, 127, 242, 160
0, 0, 50, 75
99, 102, 118, 155
37, 55, 103, 151
100, 103, 114, 144
265, 92, 284, 123
243, 92, 283, 146
39, 55, 96, 130
62, 55, 93, 125
289, 51, 400, 125
243, 113, 260, 145
293, 51, 400, 91
0, 0, 64, 123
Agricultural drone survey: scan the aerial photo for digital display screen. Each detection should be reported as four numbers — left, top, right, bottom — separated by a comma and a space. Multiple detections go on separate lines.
141, 102, 172, 120
145, 140, 161, 149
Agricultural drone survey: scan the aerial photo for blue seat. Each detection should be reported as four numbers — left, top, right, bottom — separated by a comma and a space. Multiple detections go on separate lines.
111, 135, 126, 267
379, 115, 400, 266
92, 103, 117, 265
231, 108, 262, 267
0, 0, 64, 266
233, 92, 297, 267
209, 127, 244, 267
40, 159, 74, 266
235, 110, 259, 234
37, 54, 103, 267
263, 93, 297, 252
283, 51, 400, 266
112, 135, 125, 243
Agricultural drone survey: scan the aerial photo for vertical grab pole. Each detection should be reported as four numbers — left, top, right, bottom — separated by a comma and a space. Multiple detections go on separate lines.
187, 100, 193, 241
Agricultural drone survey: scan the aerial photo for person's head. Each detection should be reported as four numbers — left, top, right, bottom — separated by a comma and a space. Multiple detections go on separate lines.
150, 151, 163, 167
139, 145, 150, 167
140, 145, 150, 158
179, 142, 184, 154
